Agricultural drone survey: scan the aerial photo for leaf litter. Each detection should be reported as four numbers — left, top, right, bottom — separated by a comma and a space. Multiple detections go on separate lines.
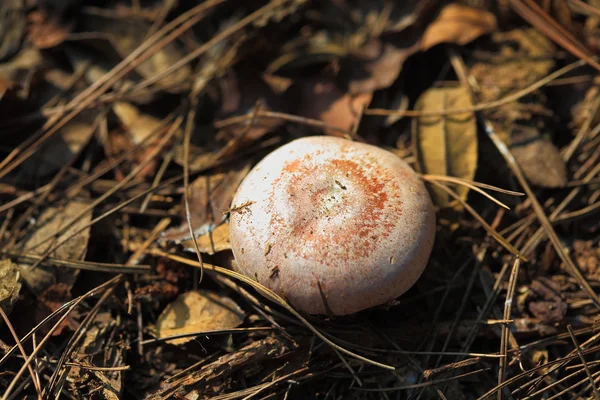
0, 1, 599, 399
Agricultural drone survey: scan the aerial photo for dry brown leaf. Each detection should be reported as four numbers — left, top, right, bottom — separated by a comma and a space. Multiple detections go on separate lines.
0, 259, 21, 316
344, 38, 420, 94
510, 131, 567, 188
16, 200, 92, 295
182, 223, 232, 255
156, 290, 244, 345
109, 102, 178, 181
296, 78, 372, 136
412, 86, 478, 207
421, 4, 497, 51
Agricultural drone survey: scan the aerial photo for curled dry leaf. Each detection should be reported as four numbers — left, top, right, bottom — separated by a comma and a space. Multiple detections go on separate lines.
296, 78, 372, 136
156, 290, 244, 345
510, 130, 567, 188
421, 3, 497, 51
0, 259, 21, 316
412, 86, 478, 207
16, 200, 92, 295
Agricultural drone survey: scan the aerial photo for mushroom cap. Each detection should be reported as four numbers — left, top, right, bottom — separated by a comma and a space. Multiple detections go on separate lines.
229, 136, 435, 315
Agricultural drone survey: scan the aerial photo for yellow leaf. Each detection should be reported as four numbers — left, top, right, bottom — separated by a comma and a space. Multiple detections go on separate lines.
412, 86, 478, 207
156, 290, 244, 345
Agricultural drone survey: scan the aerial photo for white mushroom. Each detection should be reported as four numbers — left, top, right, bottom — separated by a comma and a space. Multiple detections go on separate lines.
229, 136, 435, 315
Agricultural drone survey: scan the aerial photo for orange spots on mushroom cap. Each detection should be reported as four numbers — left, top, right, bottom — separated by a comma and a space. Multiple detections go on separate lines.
268, 153, 402, 265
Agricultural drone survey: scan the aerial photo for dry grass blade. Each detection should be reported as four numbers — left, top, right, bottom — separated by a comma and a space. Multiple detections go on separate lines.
0, 1, 224, 180
43, 278, 122, 397
183, 95, 205, 285
476, 344, 600, 400
421, 174, 523, 210
484, 122, 600, 309
147, 250, 395, 371
422, 178, 525, 260
214, 110, 353, 137
509, 0, 600, 72
497, 257, 520, 400
1, 275, 123, 400
0, 307, 42, 398
356, 368, 490, 391
140, 327, 275, 345
23, 118, 182, 253
130, 0, 294, 92
567, 325, 600, 399
2, 251, 151, 273
365, 59, 587, 117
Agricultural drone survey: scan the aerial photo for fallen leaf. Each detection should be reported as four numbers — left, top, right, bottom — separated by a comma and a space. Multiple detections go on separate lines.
0, 259, 21, 316
343, 38, 420, 94
112, 102, 173, 145
161, 162, 250, 243
181, 223, 232, 255
156, 290, 244, 345
510, 130, 567, 188
296, 78, 372, 136
109, 102, 179, 181
16, 200, 92, 295
412, 86, 478, 207
421, 4, 497, 51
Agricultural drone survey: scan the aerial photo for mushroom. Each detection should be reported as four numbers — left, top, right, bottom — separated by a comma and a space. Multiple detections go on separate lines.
229, 136, 435, 315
